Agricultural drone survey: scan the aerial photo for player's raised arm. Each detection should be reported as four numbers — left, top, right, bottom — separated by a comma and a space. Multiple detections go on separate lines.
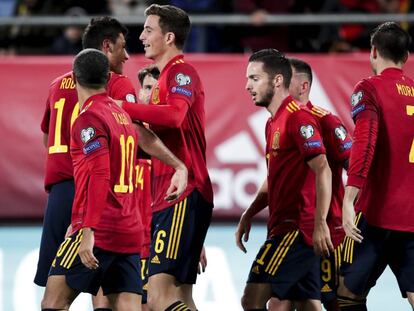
123, 97, 188, 128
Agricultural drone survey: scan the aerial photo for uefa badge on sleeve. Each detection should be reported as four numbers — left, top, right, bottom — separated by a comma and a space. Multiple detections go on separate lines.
300, 125, 314, 139
80, 127, 95, 143
351, 91, 363, 107
175, 73, 191, 86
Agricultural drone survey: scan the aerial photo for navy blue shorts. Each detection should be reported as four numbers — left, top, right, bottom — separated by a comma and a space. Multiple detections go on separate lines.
34, 179, 74, 286
49, 230, 142, 296
320, 245, 342, 304
148, 190, 213, 284
140, 258, 149, 304
341, 212, 414, 298
247, 231, 320, 300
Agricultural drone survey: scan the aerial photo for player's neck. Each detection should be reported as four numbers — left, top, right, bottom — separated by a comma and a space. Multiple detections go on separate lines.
376, 60, 403, 75
297, 94, 309, 105
154, 48, 182, 72
268, 89, 290, 117
375, 56, 403, 74
77, 86, 106, 110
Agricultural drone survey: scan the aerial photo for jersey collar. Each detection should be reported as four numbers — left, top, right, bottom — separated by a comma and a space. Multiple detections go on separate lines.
162, 54, 185, 74
274, 95, 296, 119
379, 67, 403, 76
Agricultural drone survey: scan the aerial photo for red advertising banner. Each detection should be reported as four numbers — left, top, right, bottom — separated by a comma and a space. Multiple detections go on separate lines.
1, 54, 413, 220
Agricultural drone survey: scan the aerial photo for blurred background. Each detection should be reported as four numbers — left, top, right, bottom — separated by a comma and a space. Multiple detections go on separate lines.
1, 0, 414, 310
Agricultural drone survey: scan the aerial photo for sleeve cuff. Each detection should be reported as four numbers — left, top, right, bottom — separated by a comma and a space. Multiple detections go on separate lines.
346, 174, 366, 188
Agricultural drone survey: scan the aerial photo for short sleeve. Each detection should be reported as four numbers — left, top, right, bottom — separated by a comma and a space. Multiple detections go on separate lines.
71, 111, 109, 159
40, 97, 51, 134
350, 79, 378, 121
288, 110, 326, 160
166, 63, 197, 107
323, 115, 352, 163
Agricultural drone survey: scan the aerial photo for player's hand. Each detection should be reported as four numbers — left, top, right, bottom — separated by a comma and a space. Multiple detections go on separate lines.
64, 224, 72, 238
313, 220, 334, 257
165, 165, 188, 202
343, 199, 363, 243
78, 228, 99, 270
198, 246, 207, 274
235, 211, 252, 253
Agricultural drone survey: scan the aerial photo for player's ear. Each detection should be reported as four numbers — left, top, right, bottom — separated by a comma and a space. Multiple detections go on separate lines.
274, 74, 283, 88
403, 51, 409, 64
102, 39, 111, 53
302, 81, 310, 93
371, 46, 378, 59
166, 32, 175, 45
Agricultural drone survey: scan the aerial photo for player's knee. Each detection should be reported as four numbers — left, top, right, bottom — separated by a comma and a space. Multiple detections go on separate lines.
337, 278, 360, 300
41, 295, 69, 310
147, 292, 162, 311
241, 292, 263, 310
407, 291, 414, 307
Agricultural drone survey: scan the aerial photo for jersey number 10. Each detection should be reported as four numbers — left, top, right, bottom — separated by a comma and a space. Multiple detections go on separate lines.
114, 134, 135, 193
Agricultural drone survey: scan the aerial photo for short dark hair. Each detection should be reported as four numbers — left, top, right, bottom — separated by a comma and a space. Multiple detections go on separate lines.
249, 49, 292, 89
138, 65, 160, 86
371, 22, 411, 64
73, 49, 109, 89
145, 4, 190, 50
289, 58, 313, 86
82, 17, 128, 50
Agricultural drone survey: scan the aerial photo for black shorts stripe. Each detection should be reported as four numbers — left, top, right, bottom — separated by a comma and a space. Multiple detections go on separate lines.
173, 198, 187, 259
61, 230, 83, 269
266, 230, 299, 276
171, 302, 188, 311
335, 244, 342, 285
343, 212, 362, 264
166, 198, 187, 260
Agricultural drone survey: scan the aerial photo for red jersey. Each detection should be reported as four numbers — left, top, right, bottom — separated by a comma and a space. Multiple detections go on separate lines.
135, 158, 152, 258
41, 72, 79, 190
266, 96, 326, 246
107, 72, 137, 103
307, 102, 352, 247
348, 68, 414, 232
70, 93, 141, 253
123, 55, 213, 212
41, 71, 137, 191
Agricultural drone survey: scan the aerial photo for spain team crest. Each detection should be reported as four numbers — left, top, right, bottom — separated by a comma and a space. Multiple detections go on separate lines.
272, 131, 280, 156
151, 86, 160, 105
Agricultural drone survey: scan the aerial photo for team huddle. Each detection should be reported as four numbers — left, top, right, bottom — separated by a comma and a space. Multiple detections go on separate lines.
33, 3, 414, 311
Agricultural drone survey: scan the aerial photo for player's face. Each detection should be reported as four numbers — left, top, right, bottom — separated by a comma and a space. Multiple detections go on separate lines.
139, 74, 158, 104
245, 61, 274, 107
107, 33, 129, 74
140, 15, 166, 60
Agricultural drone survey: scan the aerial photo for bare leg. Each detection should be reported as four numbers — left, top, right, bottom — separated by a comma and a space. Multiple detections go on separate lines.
241, 283, 272, 310
178, 284, 196, 310
268, 297, 293, 311
147, 273, 180, 311
92, 287, 112, 310
107, 292, 142, 311
294, 299, 322, 311
41, 275, 79, 310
